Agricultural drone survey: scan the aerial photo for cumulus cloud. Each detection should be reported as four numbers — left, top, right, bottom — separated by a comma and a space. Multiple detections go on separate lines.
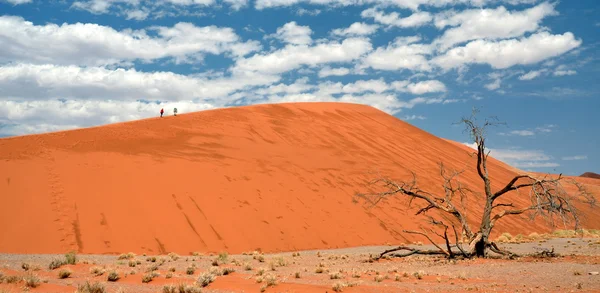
433, 31, 581, 70
0, 16, 260, 66
361, 36, 432, 71
331, 22, 379, 36
70, 0, 245, 18
0, 99, 215, 136
255, 0, 542, 11
392, 80, 447, 94
233, 37, 372, 75
433, 2, 557, 50
271, 21, 313, 45
361, 8, 432, 28
318, 66, 351, 77
0, 64, 280, 102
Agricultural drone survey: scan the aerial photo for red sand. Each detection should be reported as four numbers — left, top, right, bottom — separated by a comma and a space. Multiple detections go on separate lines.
0, 102, 598, 255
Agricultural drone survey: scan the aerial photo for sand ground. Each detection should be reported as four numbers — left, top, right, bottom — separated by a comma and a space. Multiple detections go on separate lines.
1, 238, 599, 293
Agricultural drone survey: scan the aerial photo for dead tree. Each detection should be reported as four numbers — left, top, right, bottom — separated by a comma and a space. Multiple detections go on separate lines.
356, 108, 596, 259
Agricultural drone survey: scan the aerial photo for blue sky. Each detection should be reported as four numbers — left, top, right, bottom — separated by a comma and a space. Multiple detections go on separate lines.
0, 0, 598, 175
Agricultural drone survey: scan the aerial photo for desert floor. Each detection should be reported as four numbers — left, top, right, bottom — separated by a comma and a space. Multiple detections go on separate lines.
1, 238, 600, 293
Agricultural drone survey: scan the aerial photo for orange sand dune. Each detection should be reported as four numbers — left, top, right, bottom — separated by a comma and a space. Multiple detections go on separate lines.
0, 102, 598, 255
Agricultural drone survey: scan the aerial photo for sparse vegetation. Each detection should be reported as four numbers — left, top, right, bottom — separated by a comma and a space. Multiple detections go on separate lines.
23, 273, 41, 288
222, 267, 235, 275
198, 272, 216, 287
414, 271, 425, 280
58, 268, 72, 279
21, 262, 30, 271
374, 275, 385, 282
169, 266, 176, 272
76, 281, 106, 293
332, 281, 346, 292
90, 266, 105, 276
244, 263, 253, 271
218, 252, 228, 263
142, 272, 159, 283
107, 270, 120, 282
329, 271, 342, 279
295, 272, 301, 278
166, 272, 173, 279
315, 267, 324, 274
49, 258, 66, 270
168, 252, 180, 261
128, 260, 137, 267
186, 265, 196, 275
65, 251, 77, 265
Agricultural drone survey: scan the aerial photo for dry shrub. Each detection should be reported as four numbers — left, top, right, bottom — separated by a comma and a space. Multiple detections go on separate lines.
90, 266, 105, 276
107, 270, 120, 282
76, 281, 106, 293
329, 272, 342, 279
198, 272, 216, 287
58, 269, 72, 279
23, 273, 41, 288
142, 272, 159, 283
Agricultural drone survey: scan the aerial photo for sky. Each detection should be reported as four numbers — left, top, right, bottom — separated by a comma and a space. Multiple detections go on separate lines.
0, 0, 598, 176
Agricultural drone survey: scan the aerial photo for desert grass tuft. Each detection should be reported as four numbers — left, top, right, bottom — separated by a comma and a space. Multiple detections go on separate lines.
90, 266, 105, 276
58, 268, 72, 279
23, 273, 41, 288
329, 272, 342, 279
413, 271, 425, 280
186, 265, 196, 275
244, 263, 253, 271
21, 262, 30, 271
198, 272, 216, 287
128, 260, 137, 267
294, 272, 301, 278
65, 251, 77, 265
49, 258, 66, 270
107, 270, 120, 282
142, 272, 159, 283
76, 281, 106, 293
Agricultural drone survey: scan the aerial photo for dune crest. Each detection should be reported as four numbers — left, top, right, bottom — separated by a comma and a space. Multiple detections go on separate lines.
1, 102, 598, 255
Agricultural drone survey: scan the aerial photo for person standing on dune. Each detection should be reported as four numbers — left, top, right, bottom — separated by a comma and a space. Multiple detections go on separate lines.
160, 108, 164, 117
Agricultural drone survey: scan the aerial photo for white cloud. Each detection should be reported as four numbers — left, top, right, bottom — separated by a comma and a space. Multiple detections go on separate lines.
433, 2, 557, 50
254, 77, 314, 95
403, 114, 426, 120
361, 36, 432, 71
233, 37, 372, 75
0, 99, 215, 136
535, 124, 555, 133
561, 155, 587, 161
318, 66, 351, 78
433, 31, 581, 70
361, 8, 432, 28
331, 22, 379, 36
463, 142, 559, 169
296, 8, 321, 16
393, 80, 447, 94
2, 0, 32, 4
554, 69, 576, 76
272, 21, 313, 45
255, 0, 543, 11
0, 16, 260, 66
0, 63, 280, 102
485, 79, 501, 90
509, 130, 535, 136
70, 0, 240, 17
519, 69, 545, 80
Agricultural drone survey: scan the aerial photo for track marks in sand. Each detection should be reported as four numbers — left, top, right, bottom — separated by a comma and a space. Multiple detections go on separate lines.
41, 146, 83, 253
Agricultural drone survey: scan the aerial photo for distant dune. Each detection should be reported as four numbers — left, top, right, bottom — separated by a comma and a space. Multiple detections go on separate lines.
581, 172, 600, 180
1, 102, 598, 255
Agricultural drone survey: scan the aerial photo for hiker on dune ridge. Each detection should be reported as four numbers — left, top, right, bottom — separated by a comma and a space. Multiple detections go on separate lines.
160, 108, 164, 117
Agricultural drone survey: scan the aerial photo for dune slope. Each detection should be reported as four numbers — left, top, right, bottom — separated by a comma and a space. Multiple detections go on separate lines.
0, 102, 598, 255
